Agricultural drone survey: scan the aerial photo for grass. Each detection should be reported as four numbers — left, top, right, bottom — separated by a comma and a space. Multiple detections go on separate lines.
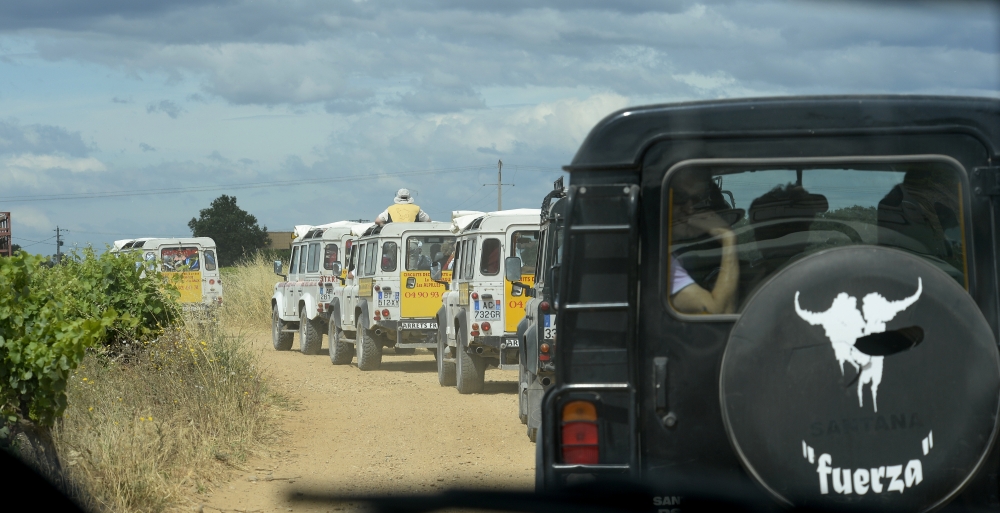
48, 257, 285, 512
219, 252, 283, 331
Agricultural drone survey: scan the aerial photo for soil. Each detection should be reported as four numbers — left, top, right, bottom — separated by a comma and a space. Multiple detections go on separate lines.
194, 331, 535, 512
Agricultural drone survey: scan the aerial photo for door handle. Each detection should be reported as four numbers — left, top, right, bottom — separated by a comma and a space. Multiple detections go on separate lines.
653, 357, 677, 429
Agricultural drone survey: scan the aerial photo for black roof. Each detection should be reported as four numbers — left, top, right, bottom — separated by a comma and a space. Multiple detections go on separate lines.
567, 95, 1000, 170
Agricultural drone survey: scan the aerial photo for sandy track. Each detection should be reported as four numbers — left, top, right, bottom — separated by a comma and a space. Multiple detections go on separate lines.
195, 330, 535, 512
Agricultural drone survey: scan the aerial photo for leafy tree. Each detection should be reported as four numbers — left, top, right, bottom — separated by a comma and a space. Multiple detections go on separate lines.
188, 195, 270, 266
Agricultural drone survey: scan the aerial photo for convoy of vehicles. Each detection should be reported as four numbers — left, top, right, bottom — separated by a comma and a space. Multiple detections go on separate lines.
113, 237, 223, 308
533, 96, 1000, 512
326, 221, 455, 370
271, 221, 366, 354
433, 209, 540, 394
514, 179, 565, 442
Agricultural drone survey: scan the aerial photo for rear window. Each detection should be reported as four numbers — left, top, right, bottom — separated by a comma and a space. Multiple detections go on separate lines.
324, 244, 339, 270
365, 241, 377, 275
290, 246, 300, 275
661, 158, 967, 316
382, 241, 398, 272
160, 246, 200, 272
510, 231, 539, 275
203, 250, 217, 271
480, 238, 501, 275
406, 235, 456, 271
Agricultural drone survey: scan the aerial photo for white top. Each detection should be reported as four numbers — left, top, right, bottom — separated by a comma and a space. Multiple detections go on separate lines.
670, 257, 695, 296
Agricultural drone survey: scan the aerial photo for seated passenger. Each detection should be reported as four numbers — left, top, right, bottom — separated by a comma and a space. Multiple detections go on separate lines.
877, 168, 962, 271
743, 183, 828, 291
668, 170, 739, 315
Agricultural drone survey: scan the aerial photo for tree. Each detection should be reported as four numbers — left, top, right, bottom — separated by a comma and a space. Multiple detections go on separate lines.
188, 195, 270, 266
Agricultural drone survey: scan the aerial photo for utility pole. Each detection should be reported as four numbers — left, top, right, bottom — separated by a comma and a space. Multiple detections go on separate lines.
484, 159, 513, 211
54, 226, 66, 263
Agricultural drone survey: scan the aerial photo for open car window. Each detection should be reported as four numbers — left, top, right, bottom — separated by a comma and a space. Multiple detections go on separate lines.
660, 157, 968, 316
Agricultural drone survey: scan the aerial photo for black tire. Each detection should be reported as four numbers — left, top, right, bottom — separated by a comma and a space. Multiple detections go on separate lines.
437, 325, 456, 387
456, 341, 485, 394
329, 316, 353, 365
356, 317, 382, 371
518, 362, 529, 425
272, 304, 293, 351
298, 307, 323, 355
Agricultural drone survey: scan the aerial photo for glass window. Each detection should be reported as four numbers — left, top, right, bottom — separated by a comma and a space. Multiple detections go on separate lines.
480, 238, 501, 275
381, 242, 398, 272
662, 160, 966, 315
160, 246, 200, 272
463, 239, 477, 279
298, 244, 308, 274
510, 231, 539, 275
323, 244, 339, 270
307, 242, 320, 273
365, 241, 377, 275
356, 243, 367, 276
203, 250, 217, 271
405, 235, 456, 271
290, 246, 300, 275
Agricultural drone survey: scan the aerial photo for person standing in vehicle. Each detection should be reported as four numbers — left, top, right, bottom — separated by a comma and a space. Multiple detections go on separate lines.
375, 188, 432, 226
668, 170, 739, 315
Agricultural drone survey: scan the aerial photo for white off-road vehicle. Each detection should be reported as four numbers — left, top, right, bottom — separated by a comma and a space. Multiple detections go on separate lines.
433, 209, 540, 394
327, 221, 455, 371
113, 237, 223, 308
271, 221, 369, 354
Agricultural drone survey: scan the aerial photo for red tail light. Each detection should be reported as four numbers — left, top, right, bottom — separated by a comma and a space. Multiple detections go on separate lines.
471, 292, 479, 300
374, 311, 381, 320
481, 322, 491, 332
375, 285, 381, 291
561, 401, 599, 464
209, 279, 215, 285
382, 309, 390, 318
472, 323, 479, 331
540, 301, 550, 312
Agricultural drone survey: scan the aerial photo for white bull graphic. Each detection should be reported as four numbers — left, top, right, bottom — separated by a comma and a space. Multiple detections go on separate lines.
794, 278, 923, 412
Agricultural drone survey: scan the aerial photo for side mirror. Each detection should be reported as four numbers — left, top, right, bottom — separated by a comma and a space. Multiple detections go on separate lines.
274, 260, 286, 279
504, 256, 523, 282
331, 262, 343, 276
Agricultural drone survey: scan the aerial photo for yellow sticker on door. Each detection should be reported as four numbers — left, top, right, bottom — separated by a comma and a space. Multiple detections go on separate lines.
400, 271, 451, 318
166, 271, 203, 303
504, 274, 535, 332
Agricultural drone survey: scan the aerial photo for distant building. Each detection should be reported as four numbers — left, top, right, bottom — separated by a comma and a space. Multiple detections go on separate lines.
0, 212, 10, 257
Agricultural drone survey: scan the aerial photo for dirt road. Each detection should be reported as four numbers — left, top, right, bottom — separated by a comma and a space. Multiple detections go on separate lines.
196, 331, 536, 512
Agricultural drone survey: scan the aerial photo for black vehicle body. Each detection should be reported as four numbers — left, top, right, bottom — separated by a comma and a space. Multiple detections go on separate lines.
536, 96, 1000, 512
517, 180, 566, 442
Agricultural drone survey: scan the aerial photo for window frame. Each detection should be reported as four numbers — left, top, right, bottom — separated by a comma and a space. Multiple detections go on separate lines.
307, 242, 321, 273
382, 241, 398, 272
290, 246, 301, 276
323, 243, 339, 271
203, 249, 217, 271
356, 242, 368, 276
659, 154, 972, 323
365, 241, 377, 276
479, 237, 501, 276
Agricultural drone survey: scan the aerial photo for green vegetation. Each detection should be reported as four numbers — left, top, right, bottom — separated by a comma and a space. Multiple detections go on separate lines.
189, 194, 271, 266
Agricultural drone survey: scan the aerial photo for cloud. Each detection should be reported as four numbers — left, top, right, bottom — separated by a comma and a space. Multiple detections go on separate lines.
0, 119, 91, 157
111, 95, 132, 104
146, 99, 183, 118
4, 154, 106, 173
206, 150, 228, 162
139, 142, 156, 152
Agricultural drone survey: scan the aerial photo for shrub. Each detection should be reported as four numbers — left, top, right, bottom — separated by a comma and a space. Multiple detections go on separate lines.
218, 252, 281, 331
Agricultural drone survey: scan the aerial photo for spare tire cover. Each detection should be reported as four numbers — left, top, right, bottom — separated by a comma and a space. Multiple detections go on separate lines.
721, 246, 1000, 511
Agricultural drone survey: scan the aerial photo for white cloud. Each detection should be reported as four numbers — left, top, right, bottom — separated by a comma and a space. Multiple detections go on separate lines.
5, 154, 107, 173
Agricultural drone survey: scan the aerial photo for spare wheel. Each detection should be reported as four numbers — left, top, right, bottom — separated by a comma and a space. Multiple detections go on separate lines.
720, 246, 1000, 512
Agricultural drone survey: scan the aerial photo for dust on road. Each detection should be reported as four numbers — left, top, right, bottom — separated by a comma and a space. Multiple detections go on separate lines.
195, 330, 536, 512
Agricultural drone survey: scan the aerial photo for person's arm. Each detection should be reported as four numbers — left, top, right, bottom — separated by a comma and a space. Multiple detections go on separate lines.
671, 215, 739, 315
375, 209, 390, 226
417, 210, 431, 222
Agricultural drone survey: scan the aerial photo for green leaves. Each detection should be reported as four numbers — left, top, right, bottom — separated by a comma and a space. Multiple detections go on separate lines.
0, 250, 181, 430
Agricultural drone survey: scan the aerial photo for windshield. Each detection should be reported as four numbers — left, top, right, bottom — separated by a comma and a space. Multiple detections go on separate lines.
663, 160, 967, 315
511, 231, 540, 275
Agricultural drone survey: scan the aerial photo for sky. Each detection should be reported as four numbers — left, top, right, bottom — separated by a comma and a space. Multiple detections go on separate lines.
0, 0, 997, 255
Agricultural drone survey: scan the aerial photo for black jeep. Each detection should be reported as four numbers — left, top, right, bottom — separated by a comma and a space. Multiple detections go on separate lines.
536, 96, 1000, 512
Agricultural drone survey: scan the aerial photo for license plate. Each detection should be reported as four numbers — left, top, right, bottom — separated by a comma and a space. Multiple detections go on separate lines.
543, 314, 557, 340
474, 309, 501, 320
320, 293, 332, 302
502, 338, 519, 349
401, 322, 437, 330
378, 299, 400, 307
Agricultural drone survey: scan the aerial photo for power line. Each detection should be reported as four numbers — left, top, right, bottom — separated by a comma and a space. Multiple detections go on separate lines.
14, 235, 56, 248
0, 165, 492, 203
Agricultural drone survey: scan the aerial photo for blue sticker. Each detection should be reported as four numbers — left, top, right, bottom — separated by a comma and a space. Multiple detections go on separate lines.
378, 291, 383, 300
544, 316, 552, 328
